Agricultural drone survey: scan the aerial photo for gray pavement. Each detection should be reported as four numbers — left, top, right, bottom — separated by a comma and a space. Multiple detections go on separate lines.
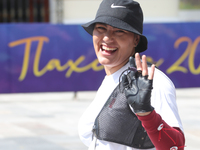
0, 88, 199, 150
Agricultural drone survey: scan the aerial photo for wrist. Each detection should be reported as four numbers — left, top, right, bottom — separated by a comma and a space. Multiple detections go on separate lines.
136, 111, 151, 116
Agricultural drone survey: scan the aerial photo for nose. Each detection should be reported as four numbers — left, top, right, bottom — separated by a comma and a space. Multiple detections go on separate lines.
103, 30, 114, 43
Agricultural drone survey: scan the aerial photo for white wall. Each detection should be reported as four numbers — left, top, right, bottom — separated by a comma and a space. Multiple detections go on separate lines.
137, 0, 179, 22
62, 0, 200, 23
137, 0, 179, 17
63, 0, 102, 23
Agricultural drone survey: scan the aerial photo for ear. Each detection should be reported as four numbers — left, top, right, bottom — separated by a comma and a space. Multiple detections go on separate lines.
134, 34, 140, 47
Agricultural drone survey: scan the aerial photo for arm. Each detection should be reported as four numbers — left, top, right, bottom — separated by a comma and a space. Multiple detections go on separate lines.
137, 110, 185, 150
122, 53, 185, 150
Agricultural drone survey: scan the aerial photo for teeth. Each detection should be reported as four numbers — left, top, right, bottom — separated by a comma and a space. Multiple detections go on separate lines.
102, 45, 117, 51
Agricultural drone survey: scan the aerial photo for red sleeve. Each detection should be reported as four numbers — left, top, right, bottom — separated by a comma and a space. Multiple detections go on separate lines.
137, 110, 185, 150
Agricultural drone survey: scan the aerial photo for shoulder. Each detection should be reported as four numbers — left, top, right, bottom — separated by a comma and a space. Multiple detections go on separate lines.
149, 67, 176, 105
152, 67, 175, 91
149, 68, 184, 131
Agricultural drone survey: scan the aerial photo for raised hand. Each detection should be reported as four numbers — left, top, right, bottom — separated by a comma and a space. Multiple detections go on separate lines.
122, 53, 155, 115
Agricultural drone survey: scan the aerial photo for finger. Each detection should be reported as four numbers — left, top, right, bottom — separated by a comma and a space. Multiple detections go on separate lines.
129, 57, 136, 68
129, 57, 136, 77
122, 74, 129, 87
135, 53, 142, 71
148, 64, 155, 80
142, 55, 148, 76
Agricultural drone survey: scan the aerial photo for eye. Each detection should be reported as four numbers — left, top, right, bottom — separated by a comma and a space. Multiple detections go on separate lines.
115, 29, 126, 36
95, 25, 107, 32
115, 30, 125, 33
98, 26, 106, 30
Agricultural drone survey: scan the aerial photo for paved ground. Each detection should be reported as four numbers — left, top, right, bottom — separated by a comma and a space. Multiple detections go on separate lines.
0, 88, 199, 150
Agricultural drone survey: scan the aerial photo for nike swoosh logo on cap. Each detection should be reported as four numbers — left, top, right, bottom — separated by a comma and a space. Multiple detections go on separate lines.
111, 3, 126, 8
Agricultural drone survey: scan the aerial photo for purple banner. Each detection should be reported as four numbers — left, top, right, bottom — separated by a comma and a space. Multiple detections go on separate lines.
142, 22, 200, 88
0, 23, 199, 93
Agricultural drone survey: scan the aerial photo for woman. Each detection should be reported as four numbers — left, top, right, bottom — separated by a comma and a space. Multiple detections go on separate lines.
79, 0, 185, 150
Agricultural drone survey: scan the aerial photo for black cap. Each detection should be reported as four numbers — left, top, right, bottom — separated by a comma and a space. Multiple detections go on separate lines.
82, 0, 148, 53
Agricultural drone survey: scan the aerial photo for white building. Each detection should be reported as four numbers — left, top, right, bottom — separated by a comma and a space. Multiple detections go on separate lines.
50, 0, 200, 24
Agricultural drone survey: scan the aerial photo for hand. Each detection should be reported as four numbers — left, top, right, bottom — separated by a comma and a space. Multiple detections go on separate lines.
122, 53, 155, 116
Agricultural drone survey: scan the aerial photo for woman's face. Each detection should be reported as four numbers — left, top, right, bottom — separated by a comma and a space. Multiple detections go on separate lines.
93, 23, 140, 75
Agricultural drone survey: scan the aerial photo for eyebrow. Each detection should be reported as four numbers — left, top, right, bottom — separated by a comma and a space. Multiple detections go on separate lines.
96, 23, 107, 26
95, 23, 130, 33
96, 23, 121, 30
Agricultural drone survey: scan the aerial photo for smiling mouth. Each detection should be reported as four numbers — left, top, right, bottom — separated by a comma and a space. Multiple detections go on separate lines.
101, 45, 117, 53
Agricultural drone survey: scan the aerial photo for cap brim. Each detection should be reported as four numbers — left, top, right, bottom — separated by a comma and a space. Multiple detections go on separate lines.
82, 16, 147, 53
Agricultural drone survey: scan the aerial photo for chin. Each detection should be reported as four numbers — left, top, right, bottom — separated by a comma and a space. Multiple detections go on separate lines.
97, 56, 110, 65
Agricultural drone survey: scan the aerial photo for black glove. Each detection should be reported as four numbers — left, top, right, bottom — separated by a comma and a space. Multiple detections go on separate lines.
122, 57, 154, 113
